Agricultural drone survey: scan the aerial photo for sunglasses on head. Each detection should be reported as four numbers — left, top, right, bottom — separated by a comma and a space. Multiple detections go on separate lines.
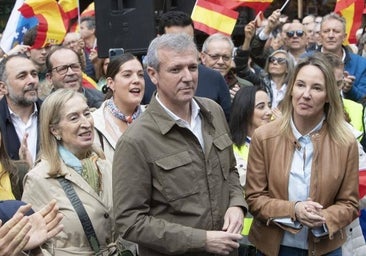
286, 30, 304, 38
268, 56, 287, 64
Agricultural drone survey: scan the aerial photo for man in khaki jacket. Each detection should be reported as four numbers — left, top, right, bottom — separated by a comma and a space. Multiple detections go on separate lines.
113, 33, 247, 256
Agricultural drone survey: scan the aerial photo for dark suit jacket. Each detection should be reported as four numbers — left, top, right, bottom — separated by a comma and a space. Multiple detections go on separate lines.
0, 97, 42, 160
142, 64, 231, 121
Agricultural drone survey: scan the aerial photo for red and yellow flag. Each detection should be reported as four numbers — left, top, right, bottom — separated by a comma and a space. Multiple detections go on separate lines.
82, 72, 98, 89
58, 0, 78, 20
191, 0, 239, 36
209, 0, 273, 13
334, 0, 364, 44
19, 0, 69, 48
81, 2, 95, 17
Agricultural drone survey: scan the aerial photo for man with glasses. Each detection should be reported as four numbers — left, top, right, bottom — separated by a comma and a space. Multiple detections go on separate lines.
46, 46, 104, 108
0, 54, 41, 162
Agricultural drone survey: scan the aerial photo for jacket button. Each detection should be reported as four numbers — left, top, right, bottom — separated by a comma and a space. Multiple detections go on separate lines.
104, 213, 109, 218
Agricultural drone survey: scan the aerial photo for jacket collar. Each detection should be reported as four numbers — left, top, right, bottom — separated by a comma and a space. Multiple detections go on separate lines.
147, 95, 214, 135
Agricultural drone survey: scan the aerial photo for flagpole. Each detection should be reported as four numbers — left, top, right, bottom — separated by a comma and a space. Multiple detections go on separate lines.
298, 0, 303, 19
77, 0, 81, 33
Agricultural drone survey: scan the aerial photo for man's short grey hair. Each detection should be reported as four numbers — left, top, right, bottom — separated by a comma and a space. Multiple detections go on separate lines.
201, 33, 235, 53
145, 33, 198, 71
321, 12, 346, 33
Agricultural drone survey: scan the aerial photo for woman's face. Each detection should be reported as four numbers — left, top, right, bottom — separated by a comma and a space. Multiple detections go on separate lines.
108, 59, 145, 109
268, 52, 288, 76
291, 64, 328, 123
250, 91, 272, 131
103, 58, 110, 75
51, 95, 94, 158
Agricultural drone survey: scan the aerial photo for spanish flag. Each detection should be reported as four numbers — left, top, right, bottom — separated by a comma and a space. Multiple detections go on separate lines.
19, 0, 69, 48
82, 72, 98, 89
58, 0, 78, 20
334, 0, 364, 44
210, 0, 273, 13
191, 0, 239, 36
81, 2, 95, 17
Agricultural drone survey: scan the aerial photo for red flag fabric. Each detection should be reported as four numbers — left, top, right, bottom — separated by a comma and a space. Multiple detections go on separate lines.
81, 2, 95, 17
82, 72, 97, 89
19, 0, 69, 48
191, 0, 239, 36
359, 171, 366, 199
334, 0, 364, 44
58, 0, 78, 20
209, 0, 273, 13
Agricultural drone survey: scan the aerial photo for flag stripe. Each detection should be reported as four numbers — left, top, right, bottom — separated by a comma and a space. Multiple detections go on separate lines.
334, 0, 357, 12
336, 0, 363, 44
191, 0, 239, 35
196, 0, 239, 19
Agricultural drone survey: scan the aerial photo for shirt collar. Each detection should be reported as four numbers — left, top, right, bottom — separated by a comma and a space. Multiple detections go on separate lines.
290, 115, 325, 141
8, 102, 38, 118
155, 93, 200, 124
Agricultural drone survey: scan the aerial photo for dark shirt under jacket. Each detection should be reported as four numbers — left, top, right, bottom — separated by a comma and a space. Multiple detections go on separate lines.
142, 64, 231, 121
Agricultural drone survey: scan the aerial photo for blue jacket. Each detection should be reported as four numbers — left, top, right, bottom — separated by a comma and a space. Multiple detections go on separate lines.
0, 97, 42, 160
342, 47, 366, 102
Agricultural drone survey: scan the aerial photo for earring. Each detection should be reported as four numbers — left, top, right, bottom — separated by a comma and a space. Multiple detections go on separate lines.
55, 135, 61, 141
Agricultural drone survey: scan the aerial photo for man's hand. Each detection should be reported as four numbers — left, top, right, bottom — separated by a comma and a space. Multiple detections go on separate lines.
24, 199, 64, 250
263, 9, 281, 36
230, 84, 240, 100
205, 231, 242, 255
19, 133, 33, 167
222, 206, 244, 234
0, 204, 32, 256
342, 71, 355, 93
242, 21, 256, 50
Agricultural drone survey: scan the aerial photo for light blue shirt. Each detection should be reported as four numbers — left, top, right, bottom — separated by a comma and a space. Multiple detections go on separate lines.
281, 115, 325, 249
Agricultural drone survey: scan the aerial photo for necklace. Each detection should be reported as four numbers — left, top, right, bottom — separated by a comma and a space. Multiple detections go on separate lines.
106, 98, 142, 124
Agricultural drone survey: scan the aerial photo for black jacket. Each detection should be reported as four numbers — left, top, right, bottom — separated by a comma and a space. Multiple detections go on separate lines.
0, 97, 42, 160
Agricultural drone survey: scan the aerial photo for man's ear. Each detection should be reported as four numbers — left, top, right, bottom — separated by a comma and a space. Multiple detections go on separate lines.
147, 67, 158, 87
0, 81, 8, 95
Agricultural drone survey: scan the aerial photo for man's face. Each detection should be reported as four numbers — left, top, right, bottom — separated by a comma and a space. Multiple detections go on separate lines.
80, 21, 95, 40
320, 18, 346, 53
286, 22, 307, 52
147, 48, 198, 111
47, 49, 82, 91
63, 33, 84, 53
1, 57, 39, 107
28, 45, 52, 70
164, 25, 194, 37
201, 39, 232, 76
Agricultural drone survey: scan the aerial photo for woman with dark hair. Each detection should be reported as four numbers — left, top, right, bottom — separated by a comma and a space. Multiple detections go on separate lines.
92, 53, 145, 163
229, 86, 272, 186
0, 125, 30, 200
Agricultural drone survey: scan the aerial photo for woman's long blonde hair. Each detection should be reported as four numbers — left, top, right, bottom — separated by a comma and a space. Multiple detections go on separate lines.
279, 53, 354, 145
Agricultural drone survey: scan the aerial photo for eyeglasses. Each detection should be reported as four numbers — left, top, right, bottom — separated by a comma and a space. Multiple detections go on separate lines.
203, 52, 231, 62
268, 56, 287, 64
286, 30, 305, 38
52, 62, 81, 75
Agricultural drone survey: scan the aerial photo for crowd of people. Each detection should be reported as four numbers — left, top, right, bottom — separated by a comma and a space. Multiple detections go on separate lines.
0, 4, 366, 256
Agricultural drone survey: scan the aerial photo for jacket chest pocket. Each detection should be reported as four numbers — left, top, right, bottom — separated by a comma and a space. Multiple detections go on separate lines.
212, 133, 233, 180
155, 151, 199, 202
